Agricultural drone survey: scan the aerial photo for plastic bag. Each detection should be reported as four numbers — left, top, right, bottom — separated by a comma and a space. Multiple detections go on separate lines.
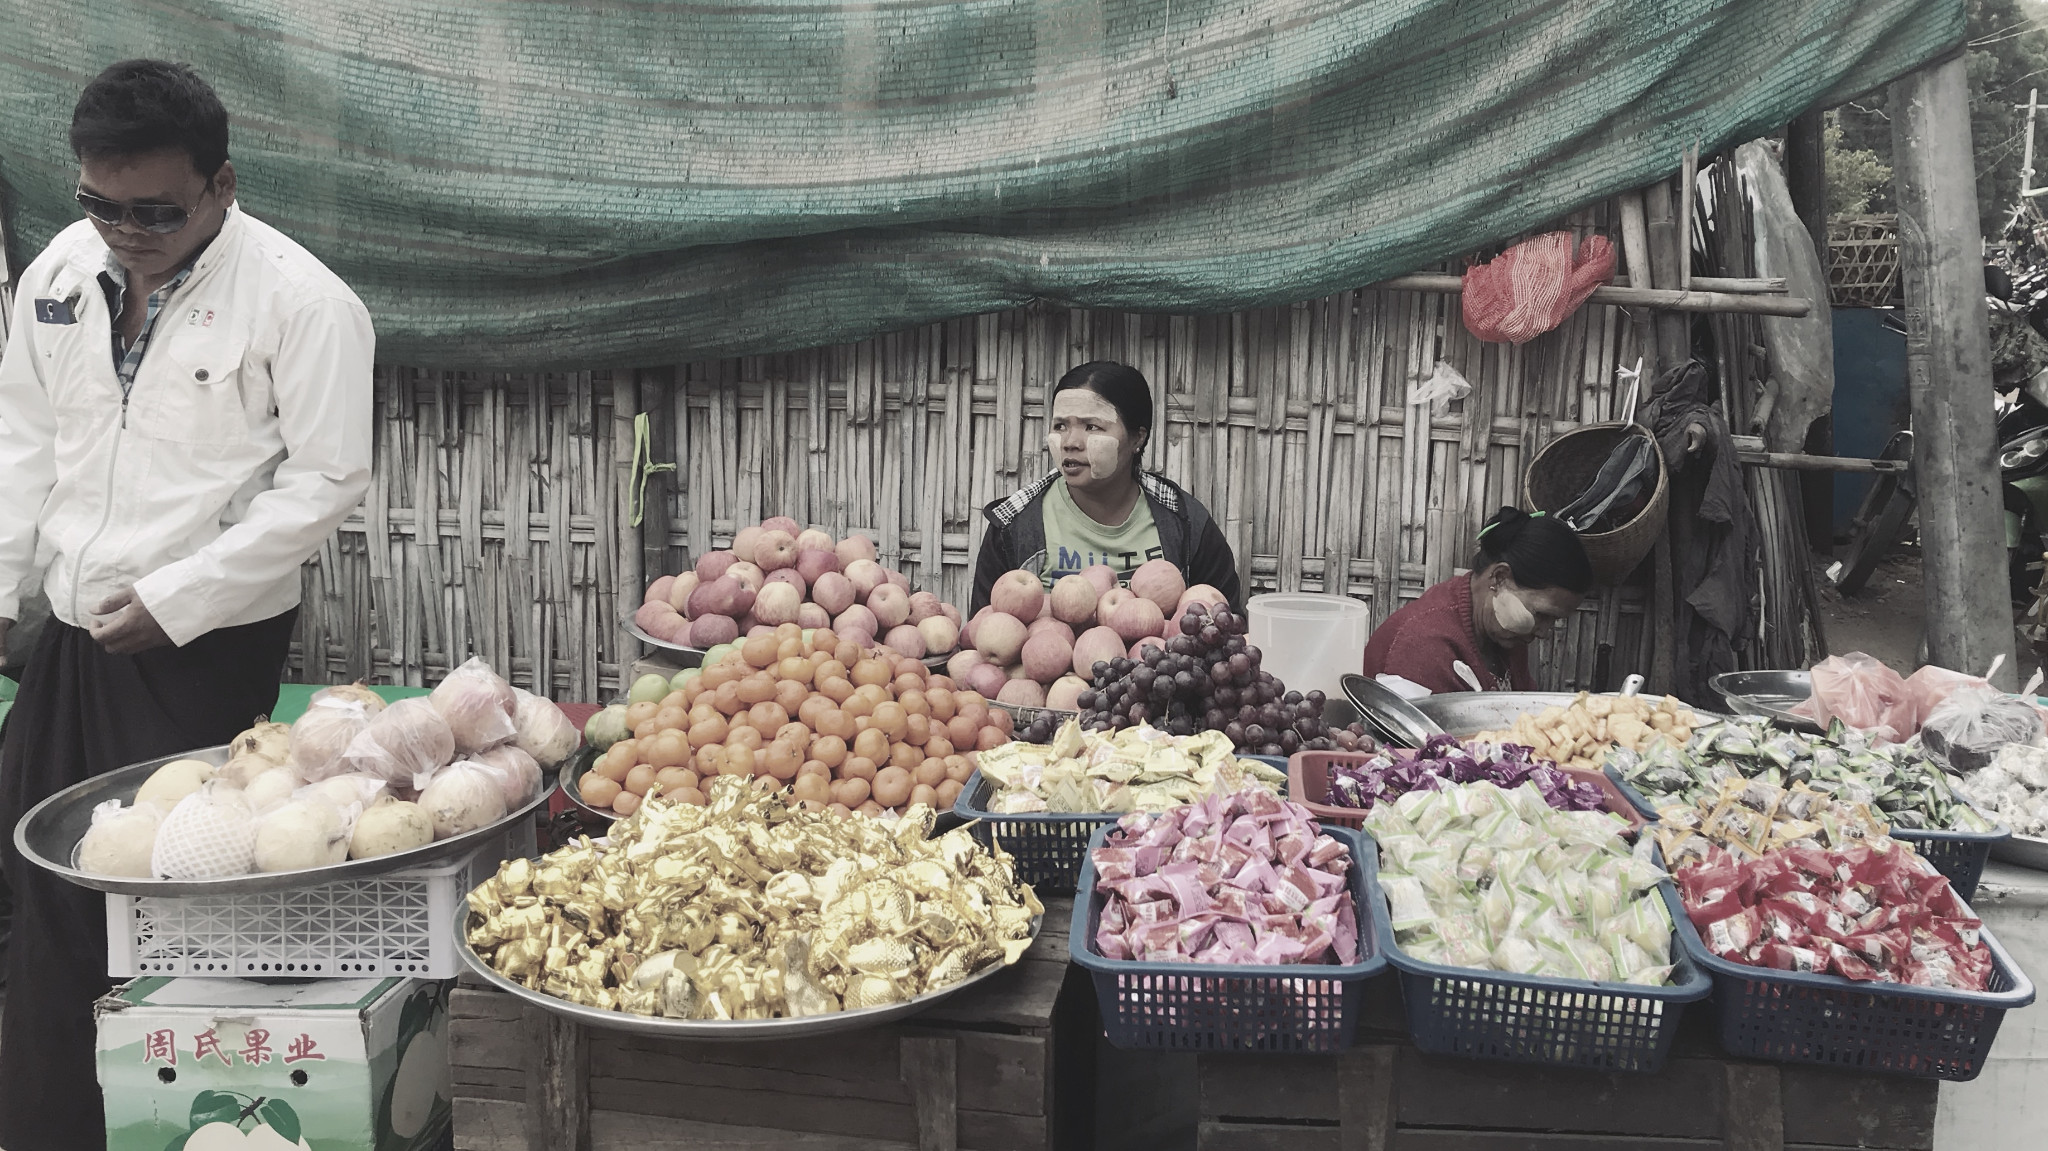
343, 697, 456, 785
252, 797, 356, 872
1461, 232, 1616, 345
472, 744, 543, 808
512, 688, 580, 767
415, 761, 509, 839
1407, 360, 1472, 416
430, 657, 518, 754
151, 782, 258, 879
1791, 653, 1914, 741
1921, 686, 2046, 771
78, 799, 162, 877
1901, 665, 1986, 731
288, 697, 374, 782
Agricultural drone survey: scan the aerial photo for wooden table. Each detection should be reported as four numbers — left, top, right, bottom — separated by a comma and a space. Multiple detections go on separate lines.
1187, 975, 1937, 1151
450, 897, 1089, 1151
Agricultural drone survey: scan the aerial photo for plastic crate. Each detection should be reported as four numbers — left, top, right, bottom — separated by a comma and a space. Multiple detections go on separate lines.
1671, 893, 2036, 1080
105, 820, 534, 979
953, 755, 1288, 894
1370, 843, 1711, 1073
1601, 766, 2006, 903
1293, 750, 1644, 833
1070, 822, 1387, 1052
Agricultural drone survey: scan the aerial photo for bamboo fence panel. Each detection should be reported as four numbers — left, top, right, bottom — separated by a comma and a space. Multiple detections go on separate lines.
643, 286, 1649, 694
292, 367, 629, 699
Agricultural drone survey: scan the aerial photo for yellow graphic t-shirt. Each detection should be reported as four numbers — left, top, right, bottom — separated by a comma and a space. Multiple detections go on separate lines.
1038, 479, 1162, 588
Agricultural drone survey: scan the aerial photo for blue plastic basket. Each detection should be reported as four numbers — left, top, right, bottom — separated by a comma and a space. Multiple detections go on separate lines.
1670, 893, 2036, 1080
1070, 821, 1387, 1052
1369, 838, 1712, 1073
1601, 766, 2008, 903
954, 755, 1289, 894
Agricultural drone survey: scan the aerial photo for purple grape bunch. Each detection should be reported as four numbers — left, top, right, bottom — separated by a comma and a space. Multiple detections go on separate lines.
1020, 602, 1374, 755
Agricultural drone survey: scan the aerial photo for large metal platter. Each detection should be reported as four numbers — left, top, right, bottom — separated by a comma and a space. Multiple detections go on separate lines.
1708, 670, 1822, 732
624, 614, 954, 669
17, 744, 556, 897
1340, 674, 1446, 748
1991, 833, 2048, 871
456, 908, 1041, 1039
1411, 691, 1729, 737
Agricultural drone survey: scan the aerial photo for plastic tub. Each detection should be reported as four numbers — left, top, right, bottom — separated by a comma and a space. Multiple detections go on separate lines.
1246, 594, 1369, 701
1071, 822, 1387, 1052
1670, 892, 2035, 1080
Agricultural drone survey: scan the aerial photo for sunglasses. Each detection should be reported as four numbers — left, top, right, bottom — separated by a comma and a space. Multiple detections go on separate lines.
75, 181, 211, 235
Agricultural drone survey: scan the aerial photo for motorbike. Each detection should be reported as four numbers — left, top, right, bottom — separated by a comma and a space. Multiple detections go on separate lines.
1832, 274, 2048, 600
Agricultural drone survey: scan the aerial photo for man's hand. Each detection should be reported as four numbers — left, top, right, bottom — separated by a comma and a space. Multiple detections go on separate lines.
89, 588, 172, 656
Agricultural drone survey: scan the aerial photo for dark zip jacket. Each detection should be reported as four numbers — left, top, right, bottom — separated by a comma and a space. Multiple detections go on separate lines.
970, 470, 1242, 614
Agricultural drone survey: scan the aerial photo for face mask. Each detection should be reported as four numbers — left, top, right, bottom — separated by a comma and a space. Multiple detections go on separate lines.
1493, 585, 1538, 638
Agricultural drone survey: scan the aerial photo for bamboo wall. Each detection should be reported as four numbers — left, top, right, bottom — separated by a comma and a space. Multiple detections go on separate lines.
291, 369, 631, 700
634, 279, 1657, 695
295, 283, 1669, 697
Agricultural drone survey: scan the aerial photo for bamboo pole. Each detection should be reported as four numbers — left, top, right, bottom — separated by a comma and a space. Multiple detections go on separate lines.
1892, 55, 2019, 688
1365, 274, 1810, 316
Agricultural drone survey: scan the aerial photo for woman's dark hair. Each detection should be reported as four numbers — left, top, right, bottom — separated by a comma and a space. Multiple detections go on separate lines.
71, 60, 229, 178
1474, 507, 1593, 594
1052, 361, 1153, 473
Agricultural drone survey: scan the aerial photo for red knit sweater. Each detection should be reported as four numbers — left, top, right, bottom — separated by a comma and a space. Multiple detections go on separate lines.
1361, 575, 1532, 694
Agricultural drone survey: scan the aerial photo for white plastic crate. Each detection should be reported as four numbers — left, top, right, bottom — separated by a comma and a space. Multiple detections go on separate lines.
105, 820, 534, 979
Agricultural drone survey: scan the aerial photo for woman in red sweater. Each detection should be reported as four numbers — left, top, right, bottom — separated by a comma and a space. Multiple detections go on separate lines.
1361, 508, 1592, 694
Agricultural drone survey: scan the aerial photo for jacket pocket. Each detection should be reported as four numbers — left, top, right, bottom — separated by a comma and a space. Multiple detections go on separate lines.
129, 330, 251, 446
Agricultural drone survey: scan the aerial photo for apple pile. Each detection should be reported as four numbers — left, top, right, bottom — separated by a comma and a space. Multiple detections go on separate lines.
635, 516, 964, 658
950, 559, 1228, 713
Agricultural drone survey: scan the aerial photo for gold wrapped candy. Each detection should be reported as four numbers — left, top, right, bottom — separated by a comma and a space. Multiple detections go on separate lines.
465, 775, 1042, 1020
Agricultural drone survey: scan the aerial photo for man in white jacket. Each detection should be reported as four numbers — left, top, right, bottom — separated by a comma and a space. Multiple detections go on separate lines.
0, 60, 372, 1148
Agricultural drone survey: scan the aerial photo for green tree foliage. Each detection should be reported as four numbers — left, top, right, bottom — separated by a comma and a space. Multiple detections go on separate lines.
1831, 0, 2048, 233
1825, 114, 1891, 216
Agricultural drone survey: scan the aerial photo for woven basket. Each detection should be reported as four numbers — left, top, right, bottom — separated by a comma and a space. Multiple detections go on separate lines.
1523, 423, 1667, 585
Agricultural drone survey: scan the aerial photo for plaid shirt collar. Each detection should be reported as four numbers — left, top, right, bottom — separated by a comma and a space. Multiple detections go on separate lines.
101, 254, 196, 396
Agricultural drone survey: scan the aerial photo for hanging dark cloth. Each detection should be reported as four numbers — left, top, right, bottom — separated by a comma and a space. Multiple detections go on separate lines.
0, 611, 296, 1151
1644, 361, 1760, 705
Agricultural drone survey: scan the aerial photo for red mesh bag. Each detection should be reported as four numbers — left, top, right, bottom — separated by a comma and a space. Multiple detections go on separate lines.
1461, 232, 1616, 344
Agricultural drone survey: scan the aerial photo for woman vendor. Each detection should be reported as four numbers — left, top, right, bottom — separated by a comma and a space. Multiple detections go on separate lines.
1361, 507, 1592, 693
972, 361, 1240, 612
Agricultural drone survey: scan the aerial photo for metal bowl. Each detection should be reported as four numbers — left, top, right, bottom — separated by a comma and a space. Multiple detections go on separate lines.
1992, 833, 2048, 871
17, 744, 556, 897
1409, 691, 1728, 738
455, 907, 1041, 1039
559, 746, 619, 823
1340, 675, 1446, 748
1708, 670, 1821, 732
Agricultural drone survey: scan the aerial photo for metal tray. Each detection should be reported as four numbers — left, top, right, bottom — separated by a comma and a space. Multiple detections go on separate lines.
1991, 833, 2048, 871
1708, 670, 1822, 732
623, 614, 954, 670
1411, 691, 1728, 738
1340, 674, 1445, 748
456, 906, 1041, 1039
17, 744, 556, 897
560, 746, 619, 822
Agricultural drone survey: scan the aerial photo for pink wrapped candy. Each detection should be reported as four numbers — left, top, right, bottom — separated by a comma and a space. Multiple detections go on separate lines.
1089, 786, 1359, 966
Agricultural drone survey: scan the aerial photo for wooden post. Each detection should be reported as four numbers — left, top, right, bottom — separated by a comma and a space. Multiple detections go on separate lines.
1643, 179, 1691, 378
521, 1006, 590, 1151
899, 1035, 959, 1151
1785, 111, 1830, 262
1891, 55, 2020, 688
613, 373, 643, 686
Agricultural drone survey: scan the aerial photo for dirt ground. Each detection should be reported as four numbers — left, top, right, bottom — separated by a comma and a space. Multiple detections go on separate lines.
1816, 540, 2046, 688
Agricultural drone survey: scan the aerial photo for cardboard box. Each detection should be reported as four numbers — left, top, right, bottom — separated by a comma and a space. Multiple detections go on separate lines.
95, 977, 450, 1151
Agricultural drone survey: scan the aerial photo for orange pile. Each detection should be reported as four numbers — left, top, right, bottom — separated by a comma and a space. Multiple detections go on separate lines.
578, 624, 1012, 818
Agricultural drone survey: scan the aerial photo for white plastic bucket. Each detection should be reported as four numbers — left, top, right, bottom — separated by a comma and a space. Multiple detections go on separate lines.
1245, 593, 1371, 701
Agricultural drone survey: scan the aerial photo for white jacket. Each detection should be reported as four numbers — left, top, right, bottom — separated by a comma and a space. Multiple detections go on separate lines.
0, 206, 373, 647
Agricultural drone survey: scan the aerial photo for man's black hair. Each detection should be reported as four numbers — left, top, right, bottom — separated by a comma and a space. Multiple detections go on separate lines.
70, 60, 229, 178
